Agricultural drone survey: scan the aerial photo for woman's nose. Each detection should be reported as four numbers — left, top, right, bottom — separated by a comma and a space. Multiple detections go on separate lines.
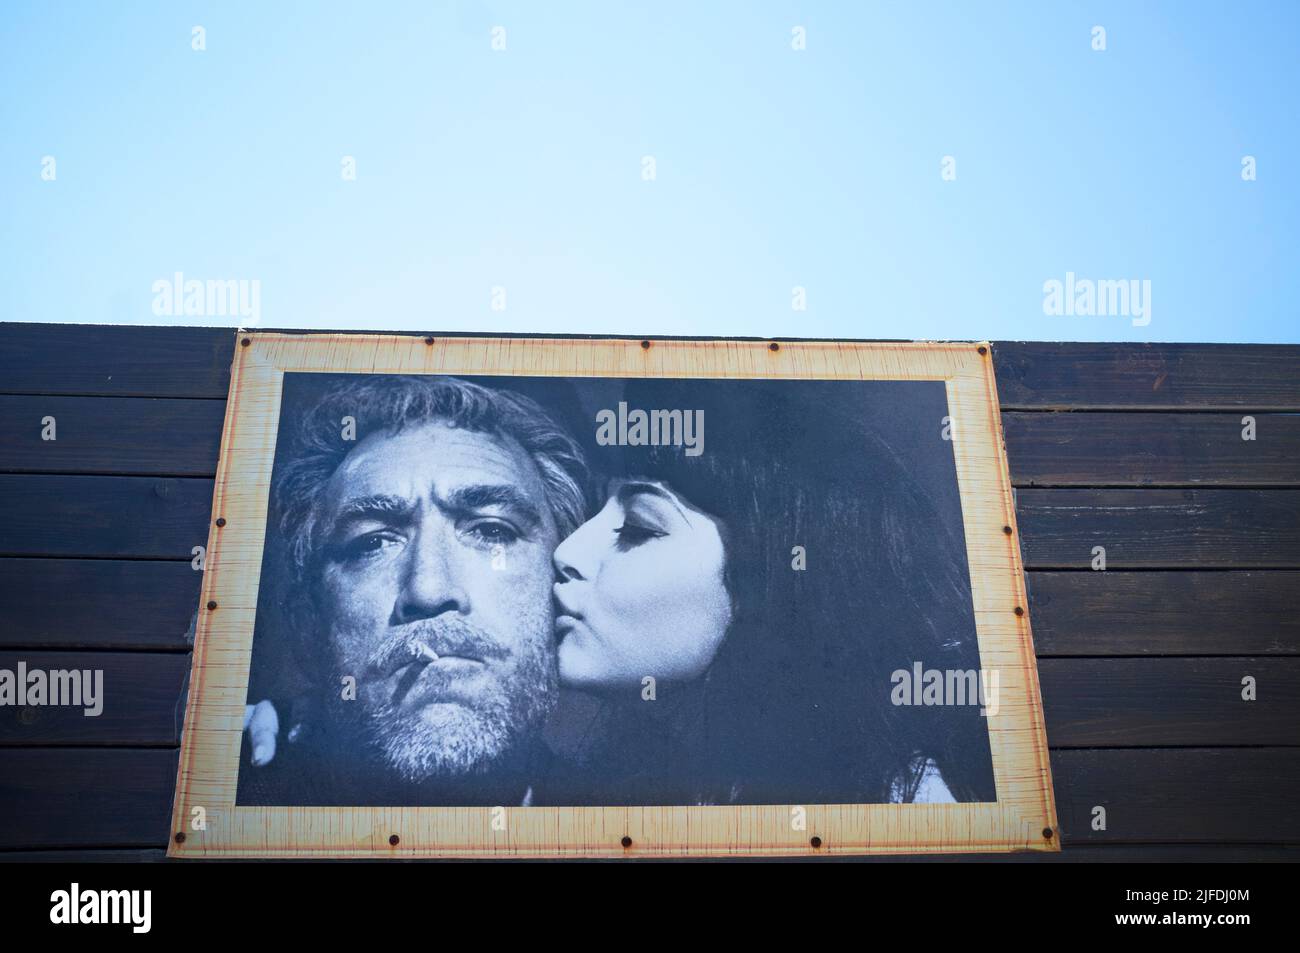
552, 523, 594, 582
552, 536, 584, 582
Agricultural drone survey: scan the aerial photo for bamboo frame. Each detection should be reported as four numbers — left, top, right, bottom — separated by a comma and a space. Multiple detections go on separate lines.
169, 332, 1059, 858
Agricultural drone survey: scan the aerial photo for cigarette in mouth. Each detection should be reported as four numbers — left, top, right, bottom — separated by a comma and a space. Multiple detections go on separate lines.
412, 644, 440, 663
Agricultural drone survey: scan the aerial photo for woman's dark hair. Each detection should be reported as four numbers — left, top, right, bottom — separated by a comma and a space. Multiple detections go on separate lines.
608, 378, 996, 804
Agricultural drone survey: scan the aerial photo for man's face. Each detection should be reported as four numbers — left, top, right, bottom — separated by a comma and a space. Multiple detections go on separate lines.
312, 421, 560, 781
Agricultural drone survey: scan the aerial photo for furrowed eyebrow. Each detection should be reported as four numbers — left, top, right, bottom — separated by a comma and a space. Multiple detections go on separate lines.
442, 484, 544, 531
326, 486, 544, 537
330, 494, 414, 528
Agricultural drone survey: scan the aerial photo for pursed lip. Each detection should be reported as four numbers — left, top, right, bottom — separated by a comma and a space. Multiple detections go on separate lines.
553, 584, 584, 628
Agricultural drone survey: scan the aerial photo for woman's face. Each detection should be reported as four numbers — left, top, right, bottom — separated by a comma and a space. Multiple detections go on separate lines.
552, 478, 732, 694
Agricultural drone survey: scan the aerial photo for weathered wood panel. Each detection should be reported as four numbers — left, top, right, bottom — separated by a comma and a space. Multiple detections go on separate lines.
994, 342, 1300, 410
0, 748, 179, 849
0, 396, 225, 476
0, 652, 191, 746
0, 559, 200, 650
0, 475, 213, 558
1028, 570, 1300, 656
1052, 748, 1300, 844
1038, 658, 1298, 747
0, 324, 234, 399
1017, 489, 1300, 568
1, 326, 1297, 860
1004, 412, 1300, 487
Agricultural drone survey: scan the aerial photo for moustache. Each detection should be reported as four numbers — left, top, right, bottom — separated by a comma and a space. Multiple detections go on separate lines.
366, 617, 509, 682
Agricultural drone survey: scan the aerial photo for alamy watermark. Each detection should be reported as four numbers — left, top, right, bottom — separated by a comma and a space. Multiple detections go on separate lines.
50, 883, 150, 933
0, 662, 103, 716
1042, 271, 1151, 327
890, 663, 1000, 717
152, 271, 261, 324
596, 401, 704, 456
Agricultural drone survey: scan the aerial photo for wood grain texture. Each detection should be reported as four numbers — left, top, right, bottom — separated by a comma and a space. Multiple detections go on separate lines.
1052, 748, 1300, 844
0, 652, 191, 746
1028, 570, 1300, 656
0, 748, 178, 849
0, 559, 201, 650
0, 475, 214, 558
0, 395, 225, 476
3, 325, 1298, 860
993, 342, 1300, 410
1004, 412, 1300, 487
0, 323, 234, 399
1039, 658, 1299, 747
1016, 488, 1300, 568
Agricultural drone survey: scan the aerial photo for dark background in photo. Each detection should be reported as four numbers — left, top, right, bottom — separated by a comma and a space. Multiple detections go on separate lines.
237, 372, 995, 806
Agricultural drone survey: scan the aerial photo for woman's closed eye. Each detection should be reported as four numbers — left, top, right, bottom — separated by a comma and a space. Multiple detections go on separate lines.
614, 521, 664, 548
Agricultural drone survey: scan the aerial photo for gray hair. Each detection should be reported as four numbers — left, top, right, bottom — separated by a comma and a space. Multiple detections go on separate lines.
274, 375, 588, 584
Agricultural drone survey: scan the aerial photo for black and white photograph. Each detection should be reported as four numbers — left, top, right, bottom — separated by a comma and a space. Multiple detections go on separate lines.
236, 371, 997, 808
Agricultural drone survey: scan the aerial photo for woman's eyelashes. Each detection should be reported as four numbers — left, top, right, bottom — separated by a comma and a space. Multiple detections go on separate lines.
612, 507, 667, 549
613, 522, 661, 547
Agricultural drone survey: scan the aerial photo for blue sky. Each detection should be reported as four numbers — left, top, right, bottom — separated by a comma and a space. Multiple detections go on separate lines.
2, 1, 1297, 342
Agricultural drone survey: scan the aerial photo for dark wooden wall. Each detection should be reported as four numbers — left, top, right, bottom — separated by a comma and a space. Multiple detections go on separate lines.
2, 324, 1297, 861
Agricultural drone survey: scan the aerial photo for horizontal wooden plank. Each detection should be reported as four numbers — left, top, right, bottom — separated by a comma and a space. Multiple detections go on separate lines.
1016, 489, 1300, 568
0, 559, 200, 650
1004, 412, 1300, 487
0, 396, 225, 476
0, 652, 191, 746
0, 748, 178, 848
1028, 571, 1300, 656
1051, 747, 1300, 844
0, 475, 214, 558
0, 849, 171, 862
1039, 658, 1299, 747
1, 747, 1292, 849
0, 323, 234, 399
993, 342, 1300, 410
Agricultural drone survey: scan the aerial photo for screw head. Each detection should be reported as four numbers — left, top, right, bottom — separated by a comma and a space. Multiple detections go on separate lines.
977, 345, 987, 355
1042, 827, 1054, 840
424, 336, 435, 345
1002, 525, 1012, 535
389, 834, 400, 846
810, 836, 823, 848
769, 342, 780, 351
1014, 606, 1025, 616
206, 600, 218, 611
621, 835, 633, 848
241, 337, 250, 347
215, 517, 226, 527
640, 340, 650, 349
174, 831, 187, 844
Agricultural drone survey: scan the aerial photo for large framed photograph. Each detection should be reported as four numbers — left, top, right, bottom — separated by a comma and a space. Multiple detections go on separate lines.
170, 333, 1058, 857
